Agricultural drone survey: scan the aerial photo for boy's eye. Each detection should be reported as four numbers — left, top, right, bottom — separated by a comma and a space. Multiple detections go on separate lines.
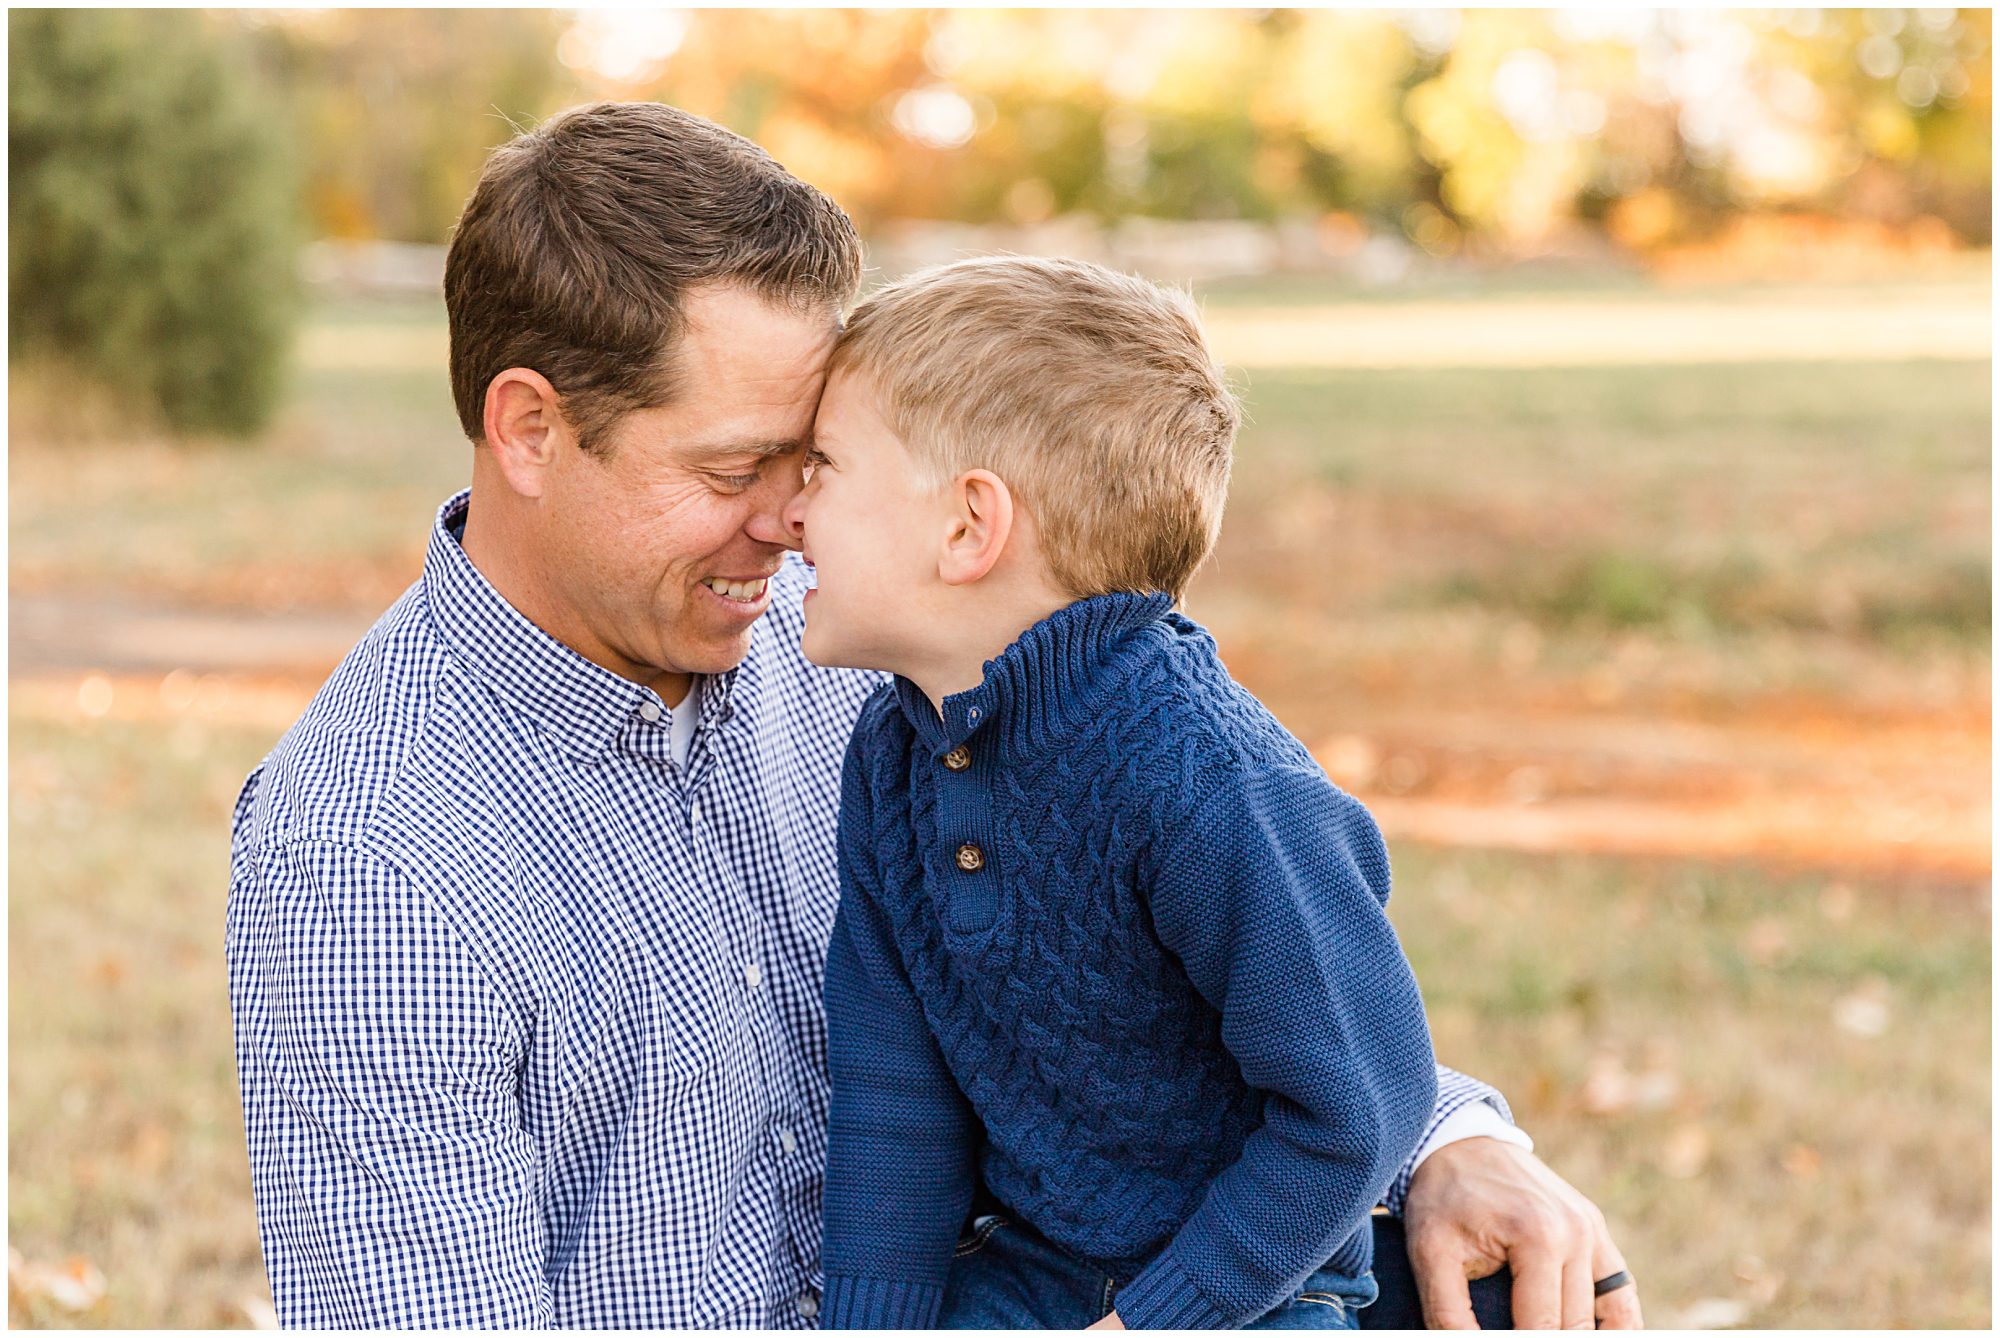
802, 446, 831, 481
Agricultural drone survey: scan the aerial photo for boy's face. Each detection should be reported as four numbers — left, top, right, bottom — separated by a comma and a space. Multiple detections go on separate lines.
786, 369, 943, 672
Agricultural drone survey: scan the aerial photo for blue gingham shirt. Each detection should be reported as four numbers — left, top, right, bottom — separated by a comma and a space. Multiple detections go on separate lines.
226, 491, 1510, 1328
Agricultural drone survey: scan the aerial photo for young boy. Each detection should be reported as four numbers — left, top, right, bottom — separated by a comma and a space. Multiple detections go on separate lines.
791, 256, 1437, 1330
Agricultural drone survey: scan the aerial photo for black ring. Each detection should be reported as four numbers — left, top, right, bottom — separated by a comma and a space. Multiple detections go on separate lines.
1593, 1269, 1635, 1298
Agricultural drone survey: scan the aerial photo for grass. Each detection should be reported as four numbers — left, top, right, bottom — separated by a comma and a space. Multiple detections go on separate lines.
1391, 845, 1991, 1329
10, 705, 275, 1329
7, 695, 1987, 1327
8, 275, 1990, 1328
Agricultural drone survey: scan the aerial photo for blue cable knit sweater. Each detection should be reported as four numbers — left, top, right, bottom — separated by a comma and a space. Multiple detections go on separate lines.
819, 592, 1437, 1330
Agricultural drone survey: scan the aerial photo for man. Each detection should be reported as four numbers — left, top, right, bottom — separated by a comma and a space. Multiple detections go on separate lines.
227, 101, 1642, 1330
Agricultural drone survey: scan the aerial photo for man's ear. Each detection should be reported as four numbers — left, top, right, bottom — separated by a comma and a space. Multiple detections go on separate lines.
480, 368, 571, 498
938, 468, 1015, 586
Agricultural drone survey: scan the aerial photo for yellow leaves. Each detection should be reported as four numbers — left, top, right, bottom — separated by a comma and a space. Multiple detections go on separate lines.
9, 1249, 107, 1320
1859, 98, 1922, 160
753, 114, 891, 214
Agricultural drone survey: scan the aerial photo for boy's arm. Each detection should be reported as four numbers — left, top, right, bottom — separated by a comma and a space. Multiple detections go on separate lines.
819, 744, 980, 1330
1114, 771, 1438, 1331
227, 835, 551, 1328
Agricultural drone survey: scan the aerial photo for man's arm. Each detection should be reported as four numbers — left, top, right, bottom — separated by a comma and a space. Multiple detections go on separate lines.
1402, 1136, 1644, 1331
227, 835, 549, 1328
1381, 1064, 1532, 1216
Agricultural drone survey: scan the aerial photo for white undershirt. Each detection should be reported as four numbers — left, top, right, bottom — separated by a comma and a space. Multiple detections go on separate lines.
1412, 1100, 1535, 1172
669, 677, 700, 769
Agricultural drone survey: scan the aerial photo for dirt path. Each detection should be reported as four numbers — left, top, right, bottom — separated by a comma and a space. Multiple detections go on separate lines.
15, 591, 1987, 885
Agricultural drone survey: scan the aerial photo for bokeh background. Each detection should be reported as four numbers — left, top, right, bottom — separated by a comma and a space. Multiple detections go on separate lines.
8, 7, 1990, 1329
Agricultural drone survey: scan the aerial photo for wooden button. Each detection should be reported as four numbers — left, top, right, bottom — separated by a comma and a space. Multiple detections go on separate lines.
942, 746, 972, 772
954, 843, 985, 873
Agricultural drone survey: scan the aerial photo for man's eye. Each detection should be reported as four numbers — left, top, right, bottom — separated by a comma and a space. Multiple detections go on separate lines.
710, 471, 760, 490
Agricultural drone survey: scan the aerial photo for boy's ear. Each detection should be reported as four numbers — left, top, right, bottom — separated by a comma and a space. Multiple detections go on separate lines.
480, 368, 573, 498
938, 468, 1015, 586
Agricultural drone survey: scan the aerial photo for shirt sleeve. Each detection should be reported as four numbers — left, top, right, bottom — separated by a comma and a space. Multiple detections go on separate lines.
226, 824, 550, 1328
818, 737, 979, 1330
1382, 1065, 1528, 1216
1115, 770, 1438, 1330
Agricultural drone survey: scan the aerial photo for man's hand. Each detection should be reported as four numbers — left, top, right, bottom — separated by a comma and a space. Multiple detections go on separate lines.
1403, 1136, 1642, 1331
1086, 1310, 1126, 1330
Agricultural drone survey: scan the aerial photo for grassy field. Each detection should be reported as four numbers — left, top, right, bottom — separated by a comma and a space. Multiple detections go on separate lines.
9, 273, 1990, 1327
8, 684, 1987, 1328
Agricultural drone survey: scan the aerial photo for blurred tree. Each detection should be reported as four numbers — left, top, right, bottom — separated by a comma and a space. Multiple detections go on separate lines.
245, 9, 578, 243
9, 9, 302, 436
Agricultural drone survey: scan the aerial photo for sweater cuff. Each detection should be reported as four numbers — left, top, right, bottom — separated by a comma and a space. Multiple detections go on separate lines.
1113, 1248, 1232, 1330
819, 1274, 946, 1330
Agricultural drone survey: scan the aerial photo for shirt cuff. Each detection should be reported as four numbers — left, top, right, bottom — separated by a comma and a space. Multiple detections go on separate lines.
1381, 1067, 1526, 1218
1412, 1099, 1535, 1170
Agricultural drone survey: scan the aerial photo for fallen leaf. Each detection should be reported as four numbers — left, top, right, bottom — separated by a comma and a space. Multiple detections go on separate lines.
1579, 1053, 1633, 1116
1662, 1124, 1710, 1178
1781, 1143, 1821, 1179
1833, 977, 1891, 1037
1678, 1296, 1750, 1329
237, 1295, 279, 1330
1743, 917, 1790, 967
1732, 1254, 1785, 1306
8, 1252, 106, 1315
126, 1121, 172, 1177
87, 953, 129, 988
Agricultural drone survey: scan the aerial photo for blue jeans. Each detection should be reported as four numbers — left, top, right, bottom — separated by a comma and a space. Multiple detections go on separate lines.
937, 1213, 1378, 1330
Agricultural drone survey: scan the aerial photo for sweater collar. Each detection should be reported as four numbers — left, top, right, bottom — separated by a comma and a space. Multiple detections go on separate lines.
892, 590, 1175, 760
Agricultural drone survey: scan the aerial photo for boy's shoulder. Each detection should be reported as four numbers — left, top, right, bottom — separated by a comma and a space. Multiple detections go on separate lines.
838, 677, 913, 794
1115, 610, 1324, 784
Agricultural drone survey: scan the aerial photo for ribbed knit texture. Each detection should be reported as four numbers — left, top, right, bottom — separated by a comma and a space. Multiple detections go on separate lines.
819, 592, 1437, 1330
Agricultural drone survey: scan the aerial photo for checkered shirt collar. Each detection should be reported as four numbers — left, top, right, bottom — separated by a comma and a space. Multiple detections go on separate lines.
421, 489, 731, 762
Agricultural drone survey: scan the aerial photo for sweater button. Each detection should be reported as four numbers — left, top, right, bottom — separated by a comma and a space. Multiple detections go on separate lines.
954, 842, 986, 873
942, 745, 971, 772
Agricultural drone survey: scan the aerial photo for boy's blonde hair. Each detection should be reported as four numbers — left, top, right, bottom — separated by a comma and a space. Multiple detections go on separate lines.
830, 255, 1238, 601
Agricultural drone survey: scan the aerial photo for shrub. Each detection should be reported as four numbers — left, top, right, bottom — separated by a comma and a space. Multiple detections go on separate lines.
9, 10, 301, 437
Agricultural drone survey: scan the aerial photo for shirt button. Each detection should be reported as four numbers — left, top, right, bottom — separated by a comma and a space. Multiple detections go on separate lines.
798, 1293, 820, 1319
954, 843, 985, 873
942, 745, 971, 772
638, 701, 661, 723
743, 961, 763, 988
779, 1127, 798, 1154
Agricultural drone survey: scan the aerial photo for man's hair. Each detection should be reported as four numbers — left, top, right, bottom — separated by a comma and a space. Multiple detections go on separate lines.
831, 255, 1239, 601
445, 101, 862, 452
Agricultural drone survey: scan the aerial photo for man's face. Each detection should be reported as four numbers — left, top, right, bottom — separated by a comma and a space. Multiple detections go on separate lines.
537, 283, 837, 695
786, 369, 943, 674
